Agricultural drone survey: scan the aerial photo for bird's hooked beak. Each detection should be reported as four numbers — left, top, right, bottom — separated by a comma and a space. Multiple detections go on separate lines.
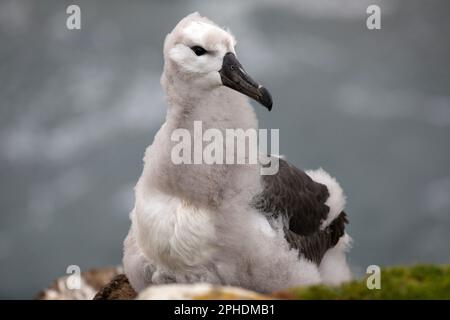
219, 52, 273, 111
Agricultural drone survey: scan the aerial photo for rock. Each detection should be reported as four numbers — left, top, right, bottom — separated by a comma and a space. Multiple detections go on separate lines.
35, 266, 123, 300
136, 283, 273, 300
94, 274, 137, 300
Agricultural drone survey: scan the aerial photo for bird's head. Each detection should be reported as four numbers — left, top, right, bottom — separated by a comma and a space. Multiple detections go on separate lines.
162, 12, 272, 111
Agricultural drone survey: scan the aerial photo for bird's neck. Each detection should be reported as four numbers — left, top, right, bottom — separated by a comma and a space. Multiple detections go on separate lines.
139, 83, 261, 208
166, 82, 258, 130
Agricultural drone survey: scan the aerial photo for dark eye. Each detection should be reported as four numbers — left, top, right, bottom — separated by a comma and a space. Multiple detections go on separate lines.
191, 46, 207, 56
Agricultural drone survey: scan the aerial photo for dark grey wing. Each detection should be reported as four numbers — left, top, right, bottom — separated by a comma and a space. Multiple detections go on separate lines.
284, 212, 348, 264
252, 158, 348, 264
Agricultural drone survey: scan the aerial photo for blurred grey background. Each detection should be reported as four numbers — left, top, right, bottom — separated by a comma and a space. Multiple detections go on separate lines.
1, 0, 449, 299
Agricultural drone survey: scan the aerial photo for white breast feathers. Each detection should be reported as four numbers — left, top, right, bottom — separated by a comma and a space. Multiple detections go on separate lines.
133, 190, 217, 272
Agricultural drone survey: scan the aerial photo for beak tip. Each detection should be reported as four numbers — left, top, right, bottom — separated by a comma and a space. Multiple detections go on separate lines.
260, 86, 273, 111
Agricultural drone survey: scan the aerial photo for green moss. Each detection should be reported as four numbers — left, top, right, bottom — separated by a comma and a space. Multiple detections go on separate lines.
287, 265, 450, 300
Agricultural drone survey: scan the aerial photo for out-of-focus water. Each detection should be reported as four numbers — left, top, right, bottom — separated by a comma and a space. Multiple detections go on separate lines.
1, 0, 449, 298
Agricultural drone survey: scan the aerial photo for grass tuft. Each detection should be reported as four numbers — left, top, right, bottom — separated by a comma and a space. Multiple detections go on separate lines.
276, 264, 450, 300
